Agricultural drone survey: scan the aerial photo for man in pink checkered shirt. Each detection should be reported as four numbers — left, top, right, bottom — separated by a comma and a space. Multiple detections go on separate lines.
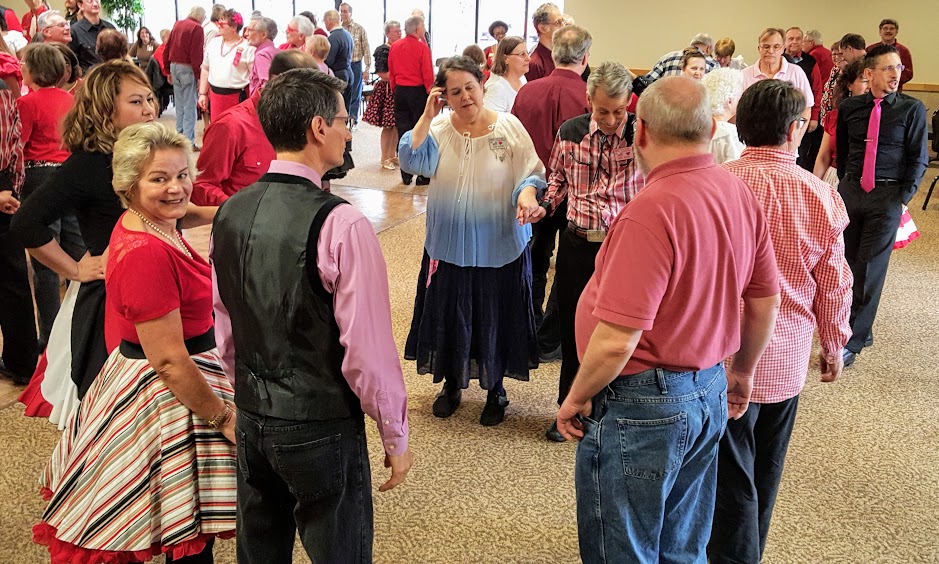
708, 79, 853, 563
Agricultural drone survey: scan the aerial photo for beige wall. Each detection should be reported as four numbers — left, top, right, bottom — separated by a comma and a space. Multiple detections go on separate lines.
567, 0, 938, 86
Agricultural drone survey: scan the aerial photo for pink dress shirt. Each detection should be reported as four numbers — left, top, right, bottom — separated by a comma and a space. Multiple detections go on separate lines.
248, 40, 278, 96
212, 160, 410, 455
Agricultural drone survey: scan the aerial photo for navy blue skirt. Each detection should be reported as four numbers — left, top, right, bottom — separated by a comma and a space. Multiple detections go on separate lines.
404, 248, 539, 390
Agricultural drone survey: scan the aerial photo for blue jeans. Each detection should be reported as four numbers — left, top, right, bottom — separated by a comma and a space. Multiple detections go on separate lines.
349, 59, 364, 121
235, 410, 374, 564
576, 364, 728, 564
170, 63, 197, 142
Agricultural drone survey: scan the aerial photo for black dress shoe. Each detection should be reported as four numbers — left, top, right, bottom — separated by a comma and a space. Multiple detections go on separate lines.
401, 172, 413, 185
480, 390, 509, 426
415, 176, 431, 186
545, 421, 566, 442
843, 349, 858, 368
539, 345, 562, 363
432, 383, 462, 418
864, 334, 874, 348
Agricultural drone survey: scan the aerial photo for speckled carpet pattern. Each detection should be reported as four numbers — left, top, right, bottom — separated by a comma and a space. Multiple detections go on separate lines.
1, 169, 937, 563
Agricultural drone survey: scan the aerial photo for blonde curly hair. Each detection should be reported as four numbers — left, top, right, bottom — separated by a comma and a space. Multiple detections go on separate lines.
62, 60, 152, 154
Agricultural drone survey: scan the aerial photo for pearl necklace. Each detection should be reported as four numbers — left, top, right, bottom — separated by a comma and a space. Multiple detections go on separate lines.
128, 208, 192, 259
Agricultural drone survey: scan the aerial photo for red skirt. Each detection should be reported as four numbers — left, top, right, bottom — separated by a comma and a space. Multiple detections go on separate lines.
209, 89, 244, 121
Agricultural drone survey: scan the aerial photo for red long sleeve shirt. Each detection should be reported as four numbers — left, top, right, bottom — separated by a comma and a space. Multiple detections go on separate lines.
388, 34, 433, 93
164, 16, 204, 80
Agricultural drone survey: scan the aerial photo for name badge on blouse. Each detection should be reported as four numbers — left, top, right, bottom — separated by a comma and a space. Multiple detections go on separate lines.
614, 147, 633, 164
489, 137, 508, 162
233, 47, 244, 67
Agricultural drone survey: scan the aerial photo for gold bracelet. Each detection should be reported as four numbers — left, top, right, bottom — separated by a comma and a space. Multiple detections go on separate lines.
207, 403, 231, 429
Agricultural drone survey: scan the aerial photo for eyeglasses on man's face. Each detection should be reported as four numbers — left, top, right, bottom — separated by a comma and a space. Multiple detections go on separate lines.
793, 117, 808, 129
759, 43, 783, 52
877, 64, 905, 73
329, 114, 353, 130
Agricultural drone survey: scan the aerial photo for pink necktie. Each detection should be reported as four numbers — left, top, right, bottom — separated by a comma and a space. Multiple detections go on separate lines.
861, 98, 883, 192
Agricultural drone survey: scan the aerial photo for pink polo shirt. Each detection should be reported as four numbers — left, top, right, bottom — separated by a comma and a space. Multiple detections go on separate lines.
742, 58, 815, 109
212, 160, 410, 455
575, 153, 779, 376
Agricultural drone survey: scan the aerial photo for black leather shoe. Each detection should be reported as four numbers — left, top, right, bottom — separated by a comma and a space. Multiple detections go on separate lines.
480, 390, 509, 426
545, 421, 566, 442
432, 383, 462, 418
416, 175, 431, 186
539, 345, 562, 363
843, 349, 858, 368
864, 334, 874, 348
401, 172, 413, 185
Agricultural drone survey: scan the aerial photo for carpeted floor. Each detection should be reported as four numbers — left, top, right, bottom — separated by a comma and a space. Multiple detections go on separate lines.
1, 123, 938, 561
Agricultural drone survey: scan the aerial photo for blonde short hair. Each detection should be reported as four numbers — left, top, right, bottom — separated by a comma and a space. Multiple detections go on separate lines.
112, 122, 196, 208
307, 35, 331, 59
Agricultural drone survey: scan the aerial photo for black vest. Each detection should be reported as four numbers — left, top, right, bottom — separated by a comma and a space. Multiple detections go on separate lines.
212, 173, 362, 421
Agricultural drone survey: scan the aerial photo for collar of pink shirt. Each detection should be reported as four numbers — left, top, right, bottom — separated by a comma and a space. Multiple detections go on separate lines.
267, 160, 324, 188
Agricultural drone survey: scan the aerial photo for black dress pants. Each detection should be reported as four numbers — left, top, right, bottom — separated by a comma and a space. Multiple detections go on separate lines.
796, 125, 823, 172
394, 84, 430, 184
531, 200, 567, 352
555, 228, 601, 405
0, 212, 39, 381
708, 396, 800, 563
838, 177, 903, 353
236, 410, 374, 564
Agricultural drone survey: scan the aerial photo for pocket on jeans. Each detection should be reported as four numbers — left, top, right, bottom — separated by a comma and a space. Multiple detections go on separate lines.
273, 434, 344, 501
237, 427, 250, 479
617, 412, 688, 480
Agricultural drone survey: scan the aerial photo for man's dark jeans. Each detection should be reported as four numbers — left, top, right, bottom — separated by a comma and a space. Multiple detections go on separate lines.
236, 410, 374, 563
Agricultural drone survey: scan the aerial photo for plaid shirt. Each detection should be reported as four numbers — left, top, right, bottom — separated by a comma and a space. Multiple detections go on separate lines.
344, 20, 371, 67
542, 113, 644, 231
0, 87, 24, 194
723, 147, 853, 403
819, 66, 839, 126
645, 49, 719, 81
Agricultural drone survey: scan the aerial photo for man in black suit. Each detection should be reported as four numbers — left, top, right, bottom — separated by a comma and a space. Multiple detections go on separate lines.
785, 26, 823, 171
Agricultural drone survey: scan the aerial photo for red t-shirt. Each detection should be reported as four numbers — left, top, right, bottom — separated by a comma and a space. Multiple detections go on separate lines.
16, 87, 73, 163
388, 34, 433, 92
575, 153, 779, 375
106, 218, 213, 344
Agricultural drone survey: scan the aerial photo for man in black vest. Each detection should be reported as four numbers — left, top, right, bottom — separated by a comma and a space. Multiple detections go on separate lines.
212, 68, 413, 563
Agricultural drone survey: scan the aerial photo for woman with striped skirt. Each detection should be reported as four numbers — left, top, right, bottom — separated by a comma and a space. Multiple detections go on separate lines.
34, 123, 235, 563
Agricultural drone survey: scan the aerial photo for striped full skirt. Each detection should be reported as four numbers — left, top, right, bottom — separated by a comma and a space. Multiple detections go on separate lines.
34, 348, 236, 563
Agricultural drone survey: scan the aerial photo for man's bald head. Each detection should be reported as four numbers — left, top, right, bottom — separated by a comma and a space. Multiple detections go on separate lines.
636, 76, 712, 145
269, 49, 319, 77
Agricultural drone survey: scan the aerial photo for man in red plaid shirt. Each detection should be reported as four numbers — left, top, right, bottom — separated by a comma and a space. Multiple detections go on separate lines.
709, 79, 853, 563
519, 61, 644, 443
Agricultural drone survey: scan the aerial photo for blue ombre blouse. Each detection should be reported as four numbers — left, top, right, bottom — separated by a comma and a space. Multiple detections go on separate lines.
399, 113, 546, 268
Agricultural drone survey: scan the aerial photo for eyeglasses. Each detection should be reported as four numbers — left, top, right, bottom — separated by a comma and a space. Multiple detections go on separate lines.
508, 51, 530, 59
793, 117, 808, 129
832, 52, 844, 59
759, 44, 783, 52
877, 64, 905, 73
329, 114, 353, 130
286, 25, 298, 33
217, 20, 229, 28
44, 21, 69, 29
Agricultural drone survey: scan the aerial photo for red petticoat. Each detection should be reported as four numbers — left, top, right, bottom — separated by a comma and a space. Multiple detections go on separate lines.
33, 522, 235, 564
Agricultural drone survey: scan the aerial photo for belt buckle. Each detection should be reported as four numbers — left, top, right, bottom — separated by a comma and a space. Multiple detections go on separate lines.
586, 230, 606, 243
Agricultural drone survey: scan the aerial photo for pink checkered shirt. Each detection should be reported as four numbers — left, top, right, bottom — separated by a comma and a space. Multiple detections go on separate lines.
723, 147, 853, 403
542, 114, 644, 231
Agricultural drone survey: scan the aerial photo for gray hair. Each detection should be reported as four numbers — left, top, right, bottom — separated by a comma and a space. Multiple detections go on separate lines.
323, 10, 339, 26
805, 29, 822, 44
690, 32, 714, 51
532, 3, 559, 28
383, 20, 400, 36
636, 76, 713, 145
552, 25, 591, 66
189, 6, 206, 21
36, 10, 63, 30
255, 16, 277, 41
587, 61, 634, 99
404, 15, 423, 35
290, 15, 315, 36
701, 68, 744, 116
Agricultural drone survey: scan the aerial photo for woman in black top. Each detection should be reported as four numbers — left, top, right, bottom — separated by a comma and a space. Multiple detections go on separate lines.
13, 61, 215, 420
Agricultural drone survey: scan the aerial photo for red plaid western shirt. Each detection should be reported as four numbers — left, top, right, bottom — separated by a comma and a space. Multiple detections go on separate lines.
542, 114, 644, 231
723, 147, 853, 403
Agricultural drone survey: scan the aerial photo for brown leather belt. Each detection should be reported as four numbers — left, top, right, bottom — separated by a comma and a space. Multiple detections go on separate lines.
567, 221, 607, 243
